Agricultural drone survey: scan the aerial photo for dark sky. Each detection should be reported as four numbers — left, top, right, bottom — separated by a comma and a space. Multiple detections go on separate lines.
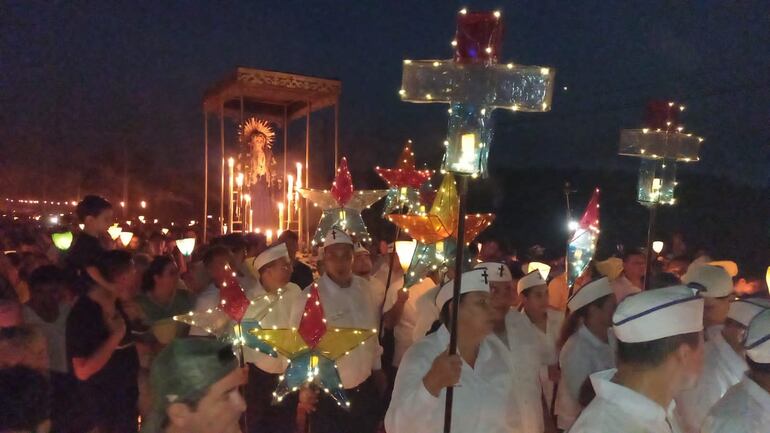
1, 0, 768, 207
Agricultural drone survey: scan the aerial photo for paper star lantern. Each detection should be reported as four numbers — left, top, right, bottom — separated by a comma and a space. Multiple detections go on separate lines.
299, 157, 388, 246
376, 141, 432, 216
249, 284, 377, 408
567, 188, 600, 288
173, 268, 279, 356
388, 173, 494, 286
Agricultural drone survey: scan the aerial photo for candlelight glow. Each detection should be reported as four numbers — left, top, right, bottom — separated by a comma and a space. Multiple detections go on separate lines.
108, 225, 123, 240
119, 231, 134, 247
652, 241, 664, 254
395, 240, 418, 273
140, 200, 147, 209
176, 238, 196, 257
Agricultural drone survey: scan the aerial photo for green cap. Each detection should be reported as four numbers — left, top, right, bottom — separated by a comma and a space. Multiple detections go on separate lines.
141, 338, 238, 433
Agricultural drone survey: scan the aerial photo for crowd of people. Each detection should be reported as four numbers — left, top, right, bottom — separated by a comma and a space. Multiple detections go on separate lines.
1, 194, 769, 433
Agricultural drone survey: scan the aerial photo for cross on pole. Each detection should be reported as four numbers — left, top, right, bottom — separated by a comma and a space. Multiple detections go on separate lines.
399, 9, 555, 178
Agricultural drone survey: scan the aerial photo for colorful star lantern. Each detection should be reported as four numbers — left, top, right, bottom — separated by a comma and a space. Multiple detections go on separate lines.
567, 188, 601, 289
375, 140, 432, 216
249, 284, 377, 408
399, 9, 555, 177
619, 101, 704, 206
173, 268, 279, 357
299, 157, 388, 246
388, 173, 494, 287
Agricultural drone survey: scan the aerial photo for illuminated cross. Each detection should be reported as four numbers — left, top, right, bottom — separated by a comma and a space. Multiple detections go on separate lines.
619, 101, 704, 206
481, 268, 489, 284
400, 9, 555, 177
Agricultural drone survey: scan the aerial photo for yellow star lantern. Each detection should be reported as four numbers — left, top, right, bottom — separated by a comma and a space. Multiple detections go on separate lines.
249, 284, 376, 408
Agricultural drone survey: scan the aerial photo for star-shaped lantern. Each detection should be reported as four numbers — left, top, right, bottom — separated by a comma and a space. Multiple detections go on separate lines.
249, 284, 377, 408
567, 188, 601, 289
375, 140, 432, 216
174, 267, 279, 357
388, 173, 494, 287
299, 157, 388, 246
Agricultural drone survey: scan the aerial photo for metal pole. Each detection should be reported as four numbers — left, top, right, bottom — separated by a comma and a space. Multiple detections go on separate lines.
220, 103, 225, 235
305, 100, 311, 252
203, 112, 209, 241
443, 174, 468, 433
334, 102, 339, 171
644, 204, 657, 290
283, 104, 288, 223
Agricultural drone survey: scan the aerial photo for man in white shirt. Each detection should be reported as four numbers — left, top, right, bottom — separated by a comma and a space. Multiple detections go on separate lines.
570, 285, 705, 433
299, 229, 384, 433
189, 246, 232, 336
481, 261, 548, 433
610, 249, 645, 303
702, 309, 770, 433
676, 298, 770, 432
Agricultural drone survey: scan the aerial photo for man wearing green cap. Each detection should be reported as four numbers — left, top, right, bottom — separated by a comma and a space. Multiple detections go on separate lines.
142, 338, 246, 433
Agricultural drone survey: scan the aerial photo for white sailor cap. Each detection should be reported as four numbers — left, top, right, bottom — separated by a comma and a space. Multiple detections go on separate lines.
475, 262, 512, 283
435, 268, 491, 309
745, 309, 770, 363
247, 243, 289, 274
323, 228, 353, 247
682, 264, 734, 298
613, 285, 703, 343
727, 298, 770, 327
517, 270, 547, 294
708, 260, 739, 277
568, 277, 614, 312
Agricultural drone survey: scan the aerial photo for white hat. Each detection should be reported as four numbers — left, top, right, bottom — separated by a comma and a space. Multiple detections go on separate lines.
246, 243, 289, 276
475, 262, 512, 283
745, 309, 770, 363
435, 268, 491, 309
613, 286, 703, 343
708, 260, 739, 277
727, 298, 770, 327
682, 264, 734, 298
354, 243, 369, 255
323, 228, 353, 247
517, 270, 547, 294
568, 277, 614, 312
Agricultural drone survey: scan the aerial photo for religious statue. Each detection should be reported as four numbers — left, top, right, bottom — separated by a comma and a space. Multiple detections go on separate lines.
239, 118, 276, 186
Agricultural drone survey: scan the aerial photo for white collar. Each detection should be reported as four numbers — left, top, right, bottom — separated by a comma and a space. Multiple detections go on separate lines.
320, 273, 356, 290
590, 368, 677, 424
711, 330, 748, 379
578, 324, 610, 349
742, 376, 770, 409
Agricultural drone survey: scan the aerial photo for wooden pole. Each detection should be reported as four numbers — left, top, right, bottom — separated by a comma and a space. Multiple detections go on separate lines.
644, 204, 657, 290
443, 174, 468, 433
203, 112, 209, 241
305, 100, 311, 251
220, 104, 225, 235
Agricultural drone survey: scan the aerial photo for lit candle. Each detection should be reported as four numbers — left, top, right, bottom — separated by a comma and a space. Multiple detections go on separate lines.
287, 175, 294, 227
266, 229, 273, 244
278, 203, 285, 231
244, 194, 252, 232
228, 158, 235, 231
458, 133, 476, 171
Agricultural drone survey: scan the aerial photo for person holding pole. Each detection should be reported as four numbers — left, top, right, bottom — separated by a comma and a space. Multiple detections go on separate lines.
384, 268, 518, 433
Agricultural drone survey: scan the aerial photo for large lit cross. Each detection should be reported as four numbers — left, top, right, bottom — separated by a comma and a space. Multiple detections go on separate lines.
399, 8, 555, 177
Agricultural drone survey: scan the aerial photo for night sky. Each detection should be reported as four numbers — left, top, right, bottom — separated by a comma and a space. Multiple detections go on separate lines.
2, 0, 768, 207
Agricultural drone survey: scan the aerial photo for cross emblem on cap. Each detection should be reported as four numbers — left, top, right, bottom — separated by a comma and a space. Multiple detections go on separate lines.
481, 268, 489, 284
498, 264, 505, 277
331, 230, 337, 240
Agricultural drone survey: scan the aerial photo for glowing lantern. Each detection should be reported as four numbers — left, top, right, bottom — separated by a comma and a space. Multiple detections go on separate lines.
528, 261, 551, 280
108, 225, 123, 241
51, 232, 73, 251
176, 238, 196, 257
652, 241, 664, 254
766, 266, 770, 295
119, 231, 134, 247
395, 240, 418, 273
161, 228, 169, 235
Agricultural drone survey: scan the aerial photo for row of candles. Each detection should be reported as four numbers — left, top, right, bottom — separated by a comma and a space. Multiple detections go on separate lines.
226, 158, 304, 243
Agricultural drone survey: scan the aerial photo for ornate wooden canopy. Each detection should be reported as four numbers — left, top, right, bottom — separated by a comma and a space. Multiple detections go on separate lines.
203, 67, 342, 124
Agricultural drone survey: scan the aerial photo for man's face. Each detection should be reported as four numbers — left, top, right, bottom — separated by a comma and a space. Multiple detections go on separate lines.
488, 281, 516, 321
30, 282, 63, 309
168, 367, 247, 433
678, 332, 705, 391
623, 254, 647, 280
458, 291, 494, 337
522, 285, 549, 315
87, 209, 114, 233
261, 257, 292, 289
207, 255, 231, 284
594, 295, 617, 329
324, 244, 354, 283
352, 252, 373, 277
703, 296, 731, 328
113, 263, 138, 300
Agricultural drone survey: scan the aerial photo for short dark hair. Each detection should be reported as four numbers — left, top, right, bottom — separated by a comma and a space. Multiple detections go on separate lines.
0, 366, 51, 431
622, 248, 645, 262
277, 230, 299, 243
616, 332, 701, 367
141, 256, 174, 293
97, 250, 134, 283
27, 265, 65, 291
75, 195, 112, 222
202, 245, 231, 267
219, 234, 246, 253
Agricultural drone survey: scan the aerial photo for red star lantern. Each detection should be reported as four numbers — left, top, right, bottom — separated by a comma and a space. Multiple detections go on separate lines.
219, 270, 250, 323
375, 141, 432, 189
298, 284, 327, 348
331, 157, 354, 206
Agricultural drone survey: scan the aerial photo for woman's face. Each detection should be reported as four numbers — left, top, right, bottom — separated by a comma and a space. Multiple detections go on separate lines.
489, 281, 516, 321
523, 285, 549, 315
458, 291, 494, 339
154, 262, 179, 295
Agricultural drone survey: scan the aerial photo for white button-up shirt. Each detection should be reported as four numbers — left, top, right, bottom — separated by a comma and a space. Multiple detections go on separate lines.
497, 310, 550, 433
385, 326, 518, 433
300, 274, 381, 389
675, 329, 747, 433
702, 376, 770, 433
555, 324, 615, 430
388, 277, 437, 367
242, 279, 303, 374
570, 368, 684, 433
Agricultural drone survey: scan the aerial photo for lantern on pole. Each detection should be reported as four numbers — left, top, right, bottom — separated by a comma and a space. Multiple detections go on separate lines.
51, 232, 73, 251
